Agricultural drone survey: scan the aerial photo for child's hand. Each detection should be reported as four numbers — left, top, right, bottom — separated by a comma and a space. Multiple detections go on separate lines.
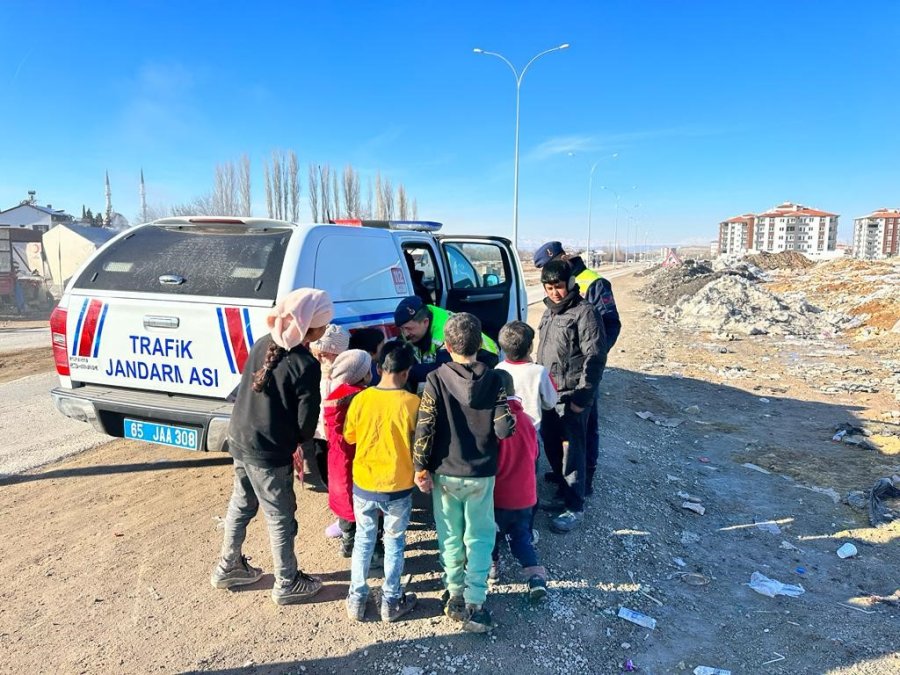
415, 470, 433, 494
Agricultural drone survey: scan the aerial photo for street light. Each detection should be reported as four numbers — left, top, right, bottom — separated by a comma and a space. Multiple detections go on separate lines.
600, 185, 637, 267
473, 43, 570, 250
570, 152, 618, 267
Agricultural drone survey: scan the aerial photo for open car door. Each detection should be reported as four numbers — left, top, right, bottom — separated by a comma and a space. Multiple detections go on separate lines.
436, 236, 526, 340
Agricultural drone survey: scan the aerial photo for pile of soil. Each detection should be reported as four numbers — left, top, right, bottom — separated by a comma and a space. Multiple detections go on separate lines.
745, 250, 814, 270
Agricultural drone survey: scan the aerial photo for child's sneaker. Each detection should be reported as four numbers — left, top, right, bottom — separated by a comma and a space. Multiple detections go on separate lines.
462, 604, 494, 633
210, 555, 263, 589
488, 561, 500, 582
550, 509, 583, 533
271, 570, 323, 605
442, 590, 466, 621
324, 520, 342, 538
381, 592, 417, 622
346, 595, 366, 621
527, 575, 547, 602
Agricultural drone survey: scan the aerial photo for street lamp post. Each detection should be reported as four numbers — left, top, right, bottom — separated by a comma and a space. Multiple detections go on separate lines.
575, 152, 617, 268
473, 43, 570, 251
600, 185, 637, 267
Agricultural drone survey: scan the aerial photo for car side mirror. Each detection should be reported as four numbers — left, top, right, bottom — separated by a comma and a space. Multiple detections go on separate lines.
484, 273, 500, 287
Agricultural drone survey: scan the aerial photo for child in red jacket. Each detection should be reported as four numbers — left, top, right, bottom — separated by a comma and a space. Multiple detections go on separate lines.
324, 349, 373, 557
491, 387, 547, 601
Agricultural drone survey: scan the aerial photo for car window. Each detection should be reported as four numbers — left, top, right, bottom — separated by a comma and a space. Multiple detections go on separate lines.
402, 243, 441, 303
445, 242, 508, 289
75, 225, 292, 299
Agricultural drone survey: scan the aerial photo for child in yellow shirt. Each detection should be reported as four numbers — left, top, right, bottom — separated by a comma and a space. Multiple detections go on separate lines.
343, 341, 420, 623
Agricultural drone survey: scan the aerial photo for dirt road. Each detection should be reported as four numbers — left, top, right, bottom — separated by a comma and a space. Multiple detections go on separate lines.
0, 273, 897, 674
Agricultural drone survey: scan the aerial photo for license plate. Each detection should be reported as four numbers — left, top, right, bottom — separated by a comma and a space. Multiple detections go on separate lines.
124, 418, 200, 451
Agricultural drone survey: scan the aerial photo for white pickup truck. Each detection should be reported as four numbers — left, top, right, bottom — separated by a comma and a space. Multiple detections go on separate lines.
50, 217, 527, 453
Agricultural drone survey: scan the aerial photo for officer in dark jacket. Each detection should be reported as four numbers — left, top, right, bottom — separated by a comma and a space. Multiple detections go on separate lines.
536, 260, 607, 533
534, 242, 619, 501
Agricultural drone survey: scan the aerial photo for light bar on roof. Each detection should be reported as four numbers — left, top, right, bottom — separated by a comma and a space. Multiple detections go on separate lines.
330, 219, 443, 232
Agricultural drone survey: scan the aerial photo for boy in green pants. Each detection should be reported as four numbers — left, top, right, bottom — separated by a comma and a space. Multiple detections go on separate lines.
413, 313, 516, 633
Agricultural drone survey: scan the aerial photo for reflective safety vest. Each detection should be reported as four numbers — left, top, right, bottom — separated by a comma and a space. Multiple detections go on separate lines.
575, 267, 602, 289
411, 304, 500, 364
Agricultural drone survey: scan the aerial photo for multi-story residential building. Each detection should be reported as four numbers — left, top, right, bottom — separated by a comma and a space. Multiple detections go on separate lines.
717, 213, 756, 255
853, 208, 900, 259
752, 202, 838, 254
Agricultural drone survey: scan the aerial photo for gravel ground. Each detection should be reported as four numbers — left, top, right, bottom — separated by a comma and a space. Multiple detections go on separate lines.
0, 273, 897, 674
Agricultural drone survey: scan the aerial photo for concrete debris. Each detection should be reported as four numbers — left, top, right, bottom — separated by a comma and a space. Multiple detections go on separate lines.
665, 275, 842, 337
639, 260, 759, 307
682, 502, 706, 515
744, 250, 814, 270
635, 410, 685, 427
742, 463, 771, 475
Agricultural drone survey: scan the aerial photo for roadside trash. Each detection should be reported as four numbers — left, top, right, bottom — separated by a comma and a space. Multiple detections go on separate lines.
758, 397, 770, 403
870, 590, 900, 607
845, 490, 868, 510
680, 573, 710, 586
678, 491, 702, 503
624, 659, 636, 672
836, 543, 858, 558
747, 571, 805, 598
869, 476, 900, 527
682, 501, 706, 515
742, 462, 771, 474
795, 567, 806, 575
683, 404, 701, 414
617, 606, 657, 630
635, 410, 685, 428
673, 557, 687, 567
780, 540, 799, 551
755, 520, 782, 535
694, 667, 731, 675
698, 456, 710, 463
832, 429, 848, 442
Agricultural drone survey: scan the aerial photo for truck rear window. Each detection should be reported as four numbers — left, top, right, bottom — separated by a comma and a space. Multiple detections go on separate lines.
75, 225, 292, 299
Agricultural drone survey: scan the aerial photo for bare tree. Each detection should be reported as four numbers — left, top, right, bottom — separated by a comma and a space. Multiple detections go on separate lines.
264, 164, 273, 218
318, 164, 332, 221
374, 172, 385, 220
331, 171, 340, 219
412, 198, 418, 220
288, 151, 300, 222
271, 151, 284, 219
382, 177, 394, 220
364, 178, 374, 219
212, 161, 238, 215
308, 164, 320, 222
342, 164, 360, 218
239, 154, 251, 217
397, 183, 408, 220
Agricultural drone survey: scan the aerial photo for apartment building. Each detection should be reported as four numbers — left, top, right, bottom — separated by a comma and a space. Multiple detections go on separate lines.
853, 208, 900, 259
717, 213, 756, 255
752, 202, 838, 254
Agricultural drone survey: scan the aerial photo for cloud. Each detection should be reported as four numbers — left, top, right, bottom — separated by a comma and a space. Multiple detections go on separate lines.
526, 126, 730, 161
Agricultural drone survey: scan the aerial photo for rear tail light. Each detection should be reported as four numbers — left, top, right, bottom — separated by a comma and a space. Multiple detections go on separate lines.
49, 305, 70, 376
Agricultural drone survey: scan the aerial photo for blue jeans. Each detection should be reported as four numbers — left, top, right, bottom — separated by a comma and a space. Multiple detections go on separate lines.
349, 494, 411, 605
493, 507, 539, 568
221, 460, 297, 585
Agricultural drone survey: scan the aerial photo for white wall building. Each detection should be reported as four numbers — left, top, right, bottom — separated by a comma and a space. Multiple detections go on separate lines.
717, 213, 756, 255
0, 197, 74, 234
853, 208, 900, 259
753, 202, 838, 254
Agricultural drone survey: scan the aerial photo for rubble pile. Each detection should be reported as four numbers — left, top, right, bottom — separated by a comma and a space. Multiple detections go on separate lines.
665, 275, 841, 337
744, 250, 814, 270
640, 260, 758, 306
768, 259, 900, 336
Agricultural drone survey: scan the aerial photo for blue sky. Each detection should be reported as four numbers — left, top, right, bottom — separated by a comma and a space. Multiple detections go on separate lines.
1, 1, 898, 248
